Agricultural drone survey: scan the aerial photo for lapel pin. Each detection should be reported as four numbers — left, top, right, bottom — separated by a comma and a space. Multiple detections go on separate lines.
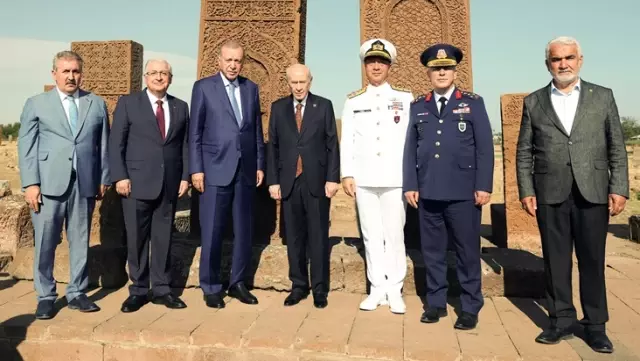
313, 103, 317, 107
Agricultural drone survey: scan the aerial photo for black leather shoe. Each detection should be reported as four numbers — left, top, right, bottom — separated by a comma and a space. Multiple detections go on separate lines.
152, 293, 187, 309
454, 312, 478, 330
35, 300, 55, 320
313, 293, 328, 308
535, 327, 574, 344
228, 283, 258, 305
68, 294, 100, 313
121, 295, 149, 313
204, 293, 225, 308
420, 307, 447, 323
585, 330, 613, 353
284, 289, 309, 306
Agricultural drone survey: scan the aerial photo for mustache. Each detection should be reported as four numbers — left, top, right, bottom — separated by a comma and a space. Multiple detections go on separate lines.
66, 80, 77, 85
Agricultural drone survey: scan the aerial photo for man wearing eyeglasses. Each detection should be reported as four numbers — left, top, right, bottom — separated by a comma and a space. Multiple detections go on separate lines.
109, 59, 190, 312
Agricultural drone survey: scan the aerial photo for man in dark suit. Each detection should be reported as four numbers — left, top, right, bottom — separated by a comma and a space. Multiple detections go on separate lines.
189, 40, 265, 308
109, 59, 190, 312
403, 44, 494, 330
266, 64, 340, 309
516, 36, 628, 354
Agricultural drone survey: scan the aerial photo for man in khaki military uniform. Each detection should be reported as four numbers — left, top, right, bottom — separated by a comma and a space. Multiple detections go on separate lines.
340, 38, 414, 314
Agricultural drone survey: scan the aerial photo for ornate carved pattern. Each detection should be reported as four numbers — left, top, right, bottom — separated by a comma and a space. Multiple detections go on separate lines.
500, 94, 540, 249
197, 0, 306, 141
71, 40, 144, 122
360, 0, 472, 94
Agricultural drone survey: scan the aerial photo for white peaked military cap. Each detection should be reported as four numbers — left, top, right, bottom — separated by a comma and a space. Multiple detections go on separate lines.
359, 38, 397, 63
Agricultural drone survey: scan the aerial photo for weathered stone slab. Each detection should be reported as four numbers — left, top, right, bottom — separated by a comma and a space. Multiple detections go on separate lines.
0, 195, 33, 257
500, 93, 541, 253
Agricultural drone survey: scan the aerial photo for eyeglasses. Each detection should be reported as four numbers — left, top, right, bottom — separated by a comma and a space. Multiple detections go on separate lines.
145, 71, 172, 77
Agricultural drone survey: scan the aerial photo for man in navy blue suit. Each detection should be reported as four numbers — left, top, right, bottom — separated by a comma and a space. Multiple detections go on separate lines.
189, 40, 265, 308
403, 44, 494, 330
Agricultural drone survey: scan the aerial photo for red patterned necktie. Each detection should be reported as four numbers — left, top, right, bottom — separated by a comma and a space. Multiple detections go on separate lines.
295, 103, 303, 177
156, 99, 165, 139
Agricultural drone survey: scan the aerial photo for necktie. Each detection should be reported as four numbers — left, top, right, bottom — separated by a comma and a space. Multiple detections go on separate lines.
228, 82, 242, 126
156, 99, 165, 139
67, 96, 78, 135
295, 102, 303, 177
438, 97, 447, 116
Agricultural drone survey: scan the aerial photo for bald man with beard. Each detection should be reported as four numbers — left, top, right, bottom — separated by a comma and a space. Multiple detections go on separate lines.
266, 64, 340, 309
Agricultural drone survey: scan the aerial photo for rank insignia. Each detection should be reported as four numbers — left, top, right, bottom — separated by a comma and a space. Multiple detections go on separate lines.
458, 121, 467, 132
455, 90, 462, 100
453, 107, 470, 114
458, 102, 468, 108
417, 112, 429, 116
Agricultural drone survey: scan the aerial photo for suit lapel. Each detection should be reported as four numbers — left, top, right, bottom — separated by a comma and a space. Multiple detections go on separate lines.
424, 91, 440, 120
139, 90, 164, 143
75, 90, 92, 139
164, 96, 179, 143
239, 78, 250, 129
284, 95, 299, 136
299, 93, 317, 139
213, 73, 239, 127
539, 84, 570, 137
48, 89, 73, 137
569, 79, 590, 135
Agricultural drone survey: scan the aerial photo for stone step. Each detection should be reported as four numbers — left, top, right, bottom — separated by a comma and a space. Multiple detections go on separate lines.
8, 234, 545, 298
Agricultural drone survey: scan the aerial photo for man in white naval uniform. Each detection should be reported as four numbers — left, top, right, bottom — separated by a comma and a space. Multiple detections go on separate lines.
340, 38, 414, 314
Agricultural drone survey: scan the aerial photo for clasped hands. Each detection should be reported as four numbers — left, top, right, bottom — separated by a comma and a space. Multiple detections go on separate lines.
268, 181, 339, 200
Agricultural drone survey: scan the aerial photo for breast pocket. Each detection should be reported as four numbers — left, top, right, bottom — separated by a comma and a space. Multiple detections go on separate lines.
415, 119, 428, 140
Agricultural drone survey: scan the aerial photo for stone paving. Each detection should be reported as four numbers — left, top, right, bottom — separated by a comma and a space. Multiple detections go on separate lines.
2, 235, 640, 361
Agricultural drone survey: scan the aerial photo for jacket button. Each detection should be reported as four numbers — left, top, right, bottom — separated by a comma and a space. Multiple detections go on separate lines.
568, 141, 573, 145
434, 154, 440, 158
566, 162, 571, 166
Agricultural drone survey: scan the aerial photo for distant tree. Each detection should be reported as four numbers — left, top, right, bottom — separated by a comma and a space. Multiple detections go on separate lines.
0, 122, 20, 140
621, 116, 640, 141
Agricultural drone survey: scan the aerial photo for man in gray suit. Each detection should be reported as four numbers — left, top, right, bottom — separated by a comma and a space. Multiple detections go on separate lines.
516, 36, 628, 354
18, 50, 110, 319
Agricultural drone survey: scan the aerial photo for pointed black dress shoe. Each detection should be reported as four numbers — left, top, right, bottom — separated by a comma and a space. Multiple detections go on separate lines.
121, 295, 149, 313
585, 330, 613, 353
68, 294, 100, 313
35, 300, 55, 320
313, 293, 328, 308
204, 292, 225, 308
152, 293, 187, 309
454, 312, 478, 330
420, 307, 447, 323
228, 283, 258, 305
284, 289, 309, 306
535, 327, 574, 344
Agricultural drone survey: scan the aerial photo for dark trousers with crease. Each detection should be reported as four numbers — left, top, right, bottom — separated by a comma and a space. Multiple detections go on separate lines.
536, 182, 609, 332
282, 174, 331, 295
122, 186, 176, 297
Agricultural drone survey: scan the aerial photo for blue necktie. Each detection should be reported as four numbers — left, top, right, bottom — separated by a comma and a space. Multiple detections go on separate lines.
228, 82, 242, 126
67, 96, 78, 135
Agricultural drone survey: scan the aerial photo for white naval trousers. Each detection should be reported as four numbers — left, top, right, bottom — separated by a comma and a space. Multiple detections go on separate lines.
355, 186, 407, 295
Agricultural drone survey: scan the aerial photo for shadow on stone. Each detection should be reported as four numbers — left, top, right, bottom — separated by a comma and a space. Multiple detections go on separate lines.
610, 223, 630, 240
481, 247, 545, 298
0, 277, 17, 291
508, 297, 549, 331
0, 313, 34, 361
489, 203, 507, 248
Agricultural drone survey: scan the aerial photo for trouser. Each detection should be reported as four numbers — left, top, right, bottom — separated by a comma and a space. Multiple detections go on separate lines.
419, 198, 483, 315
536, 182, 609, 331
355, 186, 407, 295
32, 170, 95, 302
282, 174, 331, 295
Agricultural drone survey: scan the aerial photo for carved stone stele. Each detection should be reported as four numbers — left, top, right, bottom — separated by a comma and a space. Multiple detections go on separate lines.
500, 93, 541, 253
194, 0, 307, 243
71, 40, 144, 122
360, 0, 473, 93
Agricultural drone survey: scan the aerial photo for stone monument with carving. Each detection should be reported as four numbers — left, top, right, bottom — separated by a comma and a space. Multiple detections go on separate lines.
360, 0, 473, 92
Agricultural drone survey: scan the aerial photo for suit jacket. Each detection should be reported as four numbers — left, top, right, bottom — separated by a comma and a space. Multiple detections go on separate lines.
188, 72, 265, 186
108, 89, 190, 201
516, 79, 629, 205
266, 93, 340, 199
403, 88, 494, 200
18, 88, 110, 198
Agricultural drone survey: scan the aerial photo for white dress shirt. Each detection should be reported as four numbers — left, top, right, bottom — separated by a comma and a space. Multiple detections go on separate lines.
433, 85, 455, 114
220, 72, 243, 118
293, 95, 307, 118
147, 89, 170, 136
550, 80, 581, 135
56, 87, 80, 129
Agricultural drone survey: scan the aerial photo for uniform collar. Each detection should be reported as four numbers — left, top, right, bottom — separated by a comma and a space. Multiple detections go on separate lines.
433, 85, 455, 103
367, 81, 391, 95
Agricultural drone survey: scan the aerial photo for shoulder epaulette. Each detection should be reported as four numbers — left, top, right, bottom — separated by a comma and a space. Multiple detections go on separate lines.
411, 94, 426, 104
460, 90, 480, 99
347, 87, 366, 99
391, 85, 411, 93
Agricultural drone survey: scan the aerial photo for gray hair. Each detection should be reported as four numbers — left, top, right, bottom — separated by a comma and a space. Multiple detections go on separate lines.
285, 63, 313, 81
52, 50, 83, 71
144, 59, 173, 75
545, 36, 582, 60
219, 40, 244, 56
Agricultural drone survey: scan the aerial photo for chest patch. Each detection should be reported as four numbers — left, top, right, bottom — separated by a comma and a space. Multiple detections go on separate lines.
458, 121, 467, 132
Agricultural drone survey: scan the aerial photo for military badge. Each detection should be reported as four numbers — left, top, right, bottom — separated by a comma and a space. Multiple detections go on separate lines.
458, 103, 468, 108
453, 107, 470, 114
458, 121, 467, 132
394, 115, 400, 123
437, 49, 447, 59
